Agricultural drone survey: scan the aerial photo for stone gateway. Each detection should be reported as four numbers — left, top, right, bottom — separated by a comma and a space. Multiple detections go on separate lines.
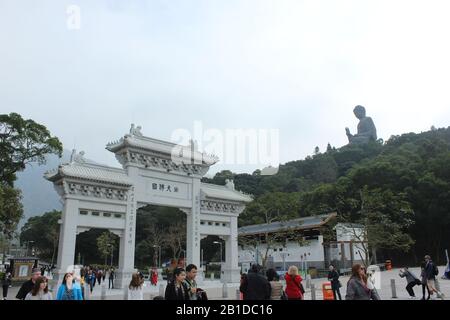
45, 125, 252, 287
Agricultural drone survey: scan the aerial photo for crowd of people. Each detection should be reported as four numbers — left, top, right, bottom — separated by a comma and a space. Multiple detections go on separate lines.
81, 266, 116, 292
1, 254, 447, 301
4, 266, 116, 301
238, 254, 446, 301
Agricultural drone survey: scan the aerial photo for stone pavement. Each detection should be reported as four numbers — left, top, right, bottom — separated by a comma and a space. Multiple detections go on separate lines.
2, 266, 449, 300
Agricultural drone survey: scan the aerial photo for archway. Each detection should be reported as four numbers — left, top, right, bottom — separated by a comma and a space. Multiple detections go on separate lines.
45, 126, 252, 287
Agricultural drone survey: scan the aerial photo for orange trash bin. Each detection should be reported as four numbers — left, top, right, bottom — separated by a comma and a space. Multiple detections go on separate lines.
322, 282, 335, 300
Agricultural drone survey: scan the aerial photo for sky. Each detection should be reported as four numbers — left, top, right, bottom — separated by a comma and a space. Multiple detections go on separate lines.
1, 0, 450, 176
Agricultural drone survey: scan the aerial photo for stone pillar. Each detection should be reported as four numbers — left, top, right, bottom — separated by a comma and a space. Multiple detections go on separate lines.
56, 198, 79, 283
186, 178, 202, 278
222, 216, 240, 283
116, 167, 137, 288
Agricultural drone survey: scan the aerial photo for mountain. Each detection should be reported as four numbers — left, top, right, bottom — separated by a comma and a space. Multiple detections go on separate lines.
205, 126, 450, 265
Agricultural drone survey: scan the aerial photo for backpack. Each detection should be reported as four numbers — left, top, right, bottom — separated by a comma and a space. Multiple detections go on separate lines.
433, 264, 439, 276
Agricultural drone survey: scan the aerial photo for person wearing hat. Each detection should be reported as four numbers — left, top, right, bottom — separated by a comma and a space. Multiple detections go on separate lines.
16, 268, 41, 300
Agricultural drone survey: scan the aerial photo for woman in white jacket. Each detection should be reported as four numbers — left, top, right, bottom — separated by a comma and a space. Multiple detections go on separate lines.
128, 273, 144, 300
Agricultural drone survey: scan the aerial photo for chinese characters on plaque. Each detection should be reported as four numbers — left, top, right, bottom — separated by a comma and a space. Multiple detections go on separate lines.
152, 183, 179, 193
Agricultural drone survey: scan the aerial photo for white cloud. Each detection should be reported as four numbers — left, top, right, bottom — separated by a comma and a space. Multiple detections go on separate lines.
1, 0, 449, 174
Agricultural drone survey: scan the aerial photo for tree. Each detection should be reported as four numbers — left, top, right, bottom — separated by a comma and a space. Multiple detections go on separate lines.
239, 192, 300, 226
239, 193, 308, 270
96, 231, 115, 266
145, 224, 164, 267
340, 187, 414, 265
166, 222, 186, 260
0, 186, 23, 256
20, 210, 60, 263
0, 113, 63, 186
1, 113, 62, 253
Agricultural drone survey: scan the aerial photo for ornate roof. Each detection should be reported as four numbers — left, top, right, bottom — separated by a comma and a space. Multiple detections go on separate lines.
106, 134, 219, 166
238, 212, 337, 236
44, 162, 132, 186
201, 182, 253, 203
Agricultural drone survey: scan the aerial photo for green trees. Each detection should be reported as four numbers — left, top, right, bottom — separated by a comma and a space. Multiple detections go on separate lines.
1, 113, 63, 255
0, 113, 63, 186
0, 186, 23, 241
230, 127, 450, 265
96, 231, 116, 266
20, 210, 60, 264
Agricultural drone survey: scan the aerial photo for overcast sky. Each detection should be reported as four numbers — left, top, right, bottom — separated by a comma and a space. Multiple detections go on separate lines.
1, 0, 450, 176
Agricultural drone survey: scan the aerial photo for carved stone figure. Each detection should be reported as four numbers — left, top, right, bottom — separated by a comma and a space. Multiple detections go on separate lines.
129, 124, 143, 136
345, 105, 377, 144
225, 179, 235, 190
70, 149, 86, 163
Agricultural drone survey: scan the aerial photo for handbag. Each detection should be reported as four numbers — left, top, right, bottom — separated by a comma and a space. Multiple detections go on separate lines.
291, 275, 305, 294
280, 290, 288, 300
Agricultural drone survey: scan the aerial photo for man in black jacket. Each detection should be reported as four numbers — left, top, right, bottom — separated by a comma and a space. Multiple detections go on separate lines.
16, 268, 41, 300
424, 255, 445, 300
240, 264, 271, 300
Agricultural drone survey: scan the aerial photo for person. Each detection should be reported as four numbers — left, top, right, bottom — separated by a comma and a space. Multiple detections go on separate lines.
79, 273, 86, 299
16, 268, 41, 300
240, 264, 271, 300
90, 268, 96, 287
399, 267, 421, 299
327, 265, 342, 300
239, 273, 246, 300
56, 273, 83, 300
108, 268, 115, 289
424, 255, 445, 300
266, 269, 284, 300
420, 260, 431, 300
165, 268, 190, 300
86, 269, 95, 293
184, 264, 199, 300
128, 273, 144, 300
284, 266, 304, 300
151, 268, 158, 286
183, 264, 207, 300
2, 270, 12, 300
345, 264, 380, 300
97, 269, 103, 285
25, 276, 53, 300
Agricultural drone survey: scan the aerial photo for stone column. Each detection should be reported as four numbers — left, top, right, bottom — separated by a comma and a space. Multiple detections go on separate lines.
222, 216, 240, 283
56, 198, 79, 283
186, 178, 202, 279
116, 167, 137, 288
